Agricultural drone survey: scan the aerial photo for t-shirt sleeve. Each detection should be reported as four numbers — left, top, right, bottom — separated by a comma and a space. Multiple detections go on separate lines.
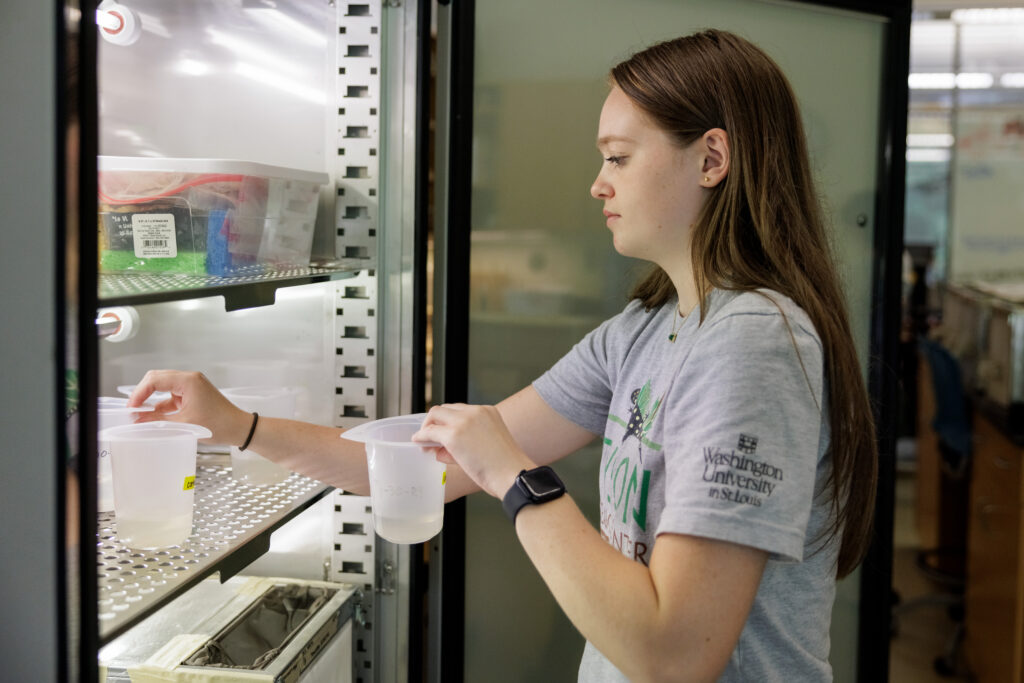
532, 310, 627, 435
657, 310, 825, 562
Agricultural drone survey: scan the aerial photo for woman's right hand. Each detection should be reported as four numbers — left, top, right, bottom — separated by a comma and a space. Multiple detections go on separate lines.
127, 370, 251, 447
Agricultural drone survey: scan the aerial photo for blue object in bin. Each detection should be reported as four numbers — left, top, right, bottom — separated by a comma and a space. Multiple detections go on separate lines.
205, 209, 231, 276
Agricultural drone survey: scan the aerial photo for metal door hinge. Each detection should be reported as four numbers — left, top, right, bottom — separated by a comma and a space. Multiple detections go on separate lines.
378, 559, 396, 595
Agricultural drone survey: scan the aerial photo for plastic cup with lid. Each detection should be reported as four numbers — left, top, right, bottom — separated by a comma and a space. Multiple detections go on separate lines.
96, 397, 155, 513
221, 386, 298, 486
341, 414, 446, 544
100, 421, 212, 549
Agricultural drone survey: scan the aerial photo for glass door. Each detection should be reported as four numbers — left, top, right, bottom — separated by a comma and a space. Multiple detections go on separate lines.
433, 1, 908, 681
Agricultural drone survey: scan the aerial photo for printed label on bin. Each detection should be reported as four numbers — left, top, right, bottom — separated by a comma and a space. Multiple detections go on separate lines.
183, 476, 195, 491
132, 214, 178, 258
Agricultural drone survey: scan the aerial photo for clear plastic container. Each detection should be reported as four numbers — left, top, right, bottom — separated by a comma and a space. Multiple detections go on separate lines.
97, 397, 155, 513
98, 157, 329, 276
221, 386, 298, 486
100, 421, 212, 548
341, 414, 446, 544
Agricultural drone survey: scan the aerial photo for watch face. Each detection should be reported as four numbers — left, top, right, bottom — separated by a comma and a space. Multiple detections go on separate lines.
521, 466, 564, 499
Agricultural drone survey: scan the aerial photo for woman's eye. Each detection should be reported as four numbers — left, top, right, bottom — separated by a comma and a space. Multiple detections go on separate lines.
604, 156, 625, 166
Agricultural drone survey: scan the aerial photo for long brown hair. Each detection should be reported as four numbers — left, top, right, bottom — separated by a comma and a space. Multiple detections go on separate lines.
612, 30, 877, 578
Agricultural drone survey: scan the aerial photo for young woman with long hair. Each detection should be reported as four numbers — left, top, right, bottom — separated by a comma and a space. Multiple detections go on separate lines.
133, 29, 877, 681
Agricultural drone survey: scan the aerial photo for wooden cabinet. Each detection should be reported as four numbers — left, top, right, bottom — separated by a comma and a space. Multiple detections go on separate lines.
964, 413, 1024, 683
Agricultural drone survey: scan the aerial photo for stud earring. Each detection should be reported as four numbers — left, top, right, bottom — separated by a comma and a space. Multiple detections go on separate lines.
703, 175, 710, 183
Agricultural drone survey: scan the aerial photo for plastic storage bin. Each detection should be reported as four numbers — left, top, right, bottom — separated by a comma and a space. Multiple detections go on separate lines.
98, 157, 329, 276
99, 576, 357, 683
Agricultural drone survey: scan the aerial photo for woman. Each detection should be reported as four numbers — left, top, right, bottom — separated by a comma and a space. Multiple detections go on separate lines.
132, 30, 876, 682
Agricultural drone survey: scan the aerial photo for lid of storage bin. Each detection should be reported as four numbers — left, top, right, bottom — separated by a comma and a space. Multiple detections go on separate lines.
99, 156, 329, 185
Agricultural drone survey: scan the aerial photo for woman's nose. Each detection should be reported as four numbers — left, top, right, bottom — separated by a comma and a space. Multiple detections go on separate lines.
590, 173, 612, 200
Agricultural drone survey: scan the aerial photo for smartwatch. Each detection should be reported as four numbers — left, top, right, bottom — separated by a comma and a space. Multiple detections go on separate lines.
502, 466, 566, 523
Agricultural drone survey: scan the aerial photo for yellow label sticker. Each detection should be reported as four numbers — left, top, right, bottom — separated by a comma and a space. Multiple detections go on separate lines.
442, 471, 447, 485
183, 476, 196, 491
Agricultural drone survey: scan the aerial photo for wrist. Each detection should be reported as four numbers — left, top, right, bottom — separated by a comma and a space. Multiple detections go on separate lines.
495, 454, 535, 499
227, 406, 254, 447
501, 465, 567, 523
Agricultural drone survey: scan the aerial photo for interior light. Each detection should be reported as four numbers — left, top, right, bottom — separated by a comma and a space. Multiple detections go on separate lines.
276, 284, 328, 302
955, 72, 995, 89
907, 134, 954, 148
175, 59, 211, 77
951, 7, 1024, 24
1001, 73, 1024, 88
175, 300, 205, 312
906, 149, 952, 163
909, 73, 955, 89
96, 1, 142, 46
95, 8, 121, 31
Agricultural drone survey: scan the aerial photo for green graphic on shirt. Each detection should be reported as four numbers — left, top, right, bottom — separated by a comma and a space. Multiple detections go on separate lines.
603, 443, 653, 531
602, 378, 663, 532
607, 381, 663, 453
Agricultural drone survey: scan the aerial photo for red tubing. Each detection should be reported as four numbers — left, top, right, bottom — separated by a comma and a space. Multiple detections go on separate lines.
98, 173, 246, 205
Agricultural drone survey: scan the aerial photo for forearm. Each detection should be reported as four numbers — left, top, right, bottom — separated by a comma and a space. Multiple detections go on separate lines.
235, 413, 480, 500
513, 497, 739, 683
236, 414, 371, 494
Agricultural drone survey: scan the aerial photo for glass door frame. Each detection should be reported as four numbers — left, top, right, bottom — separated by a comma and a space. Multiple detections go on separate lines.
431, 0, 912, 681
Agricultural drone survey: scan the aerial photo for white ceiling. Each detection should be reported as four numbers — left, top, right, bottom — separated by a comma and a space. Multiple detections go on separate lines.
914, 1, 1022, 10
910, 4, 1024, 73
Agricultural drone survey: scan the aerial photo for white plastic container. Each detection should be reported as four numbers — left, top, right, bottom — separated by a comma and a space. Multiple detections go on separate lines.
96, 397, 155, 512
100, 421, 212, 548
341, 414, 446, 544
98, 156, 329, 276
221, 386, 298, 486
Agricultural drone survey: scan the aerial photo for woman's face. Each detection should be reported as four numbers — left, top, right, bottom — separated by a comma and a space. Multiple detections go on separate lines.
590, 87, 706, 270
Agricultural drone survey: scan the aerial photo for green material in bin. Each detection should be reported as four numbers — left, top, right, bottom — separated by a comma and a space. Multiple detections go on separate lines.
100, 249, 207, 274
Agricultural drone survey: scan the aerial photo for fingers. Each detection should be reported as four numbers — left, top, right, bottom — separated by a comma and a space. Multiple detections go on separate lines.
412, 423, 446, 444
428, 447, 456, 465
134, 396, 182, 423
422, 403, 470, 422
127, 369, 179, 407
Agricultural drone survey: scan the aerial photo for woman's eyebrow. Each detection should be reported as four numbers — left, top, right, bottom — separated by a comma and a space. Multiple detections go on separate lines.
596, 135, 636, 147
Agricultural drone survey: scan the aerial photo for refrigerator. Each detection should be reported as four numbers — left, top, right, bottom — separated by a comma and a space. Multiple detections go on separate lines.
0, 0, 910, 681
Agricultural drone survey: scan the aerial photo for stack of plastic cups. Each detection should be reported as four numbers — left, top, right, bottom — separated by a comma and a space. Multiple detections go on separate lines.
221, 386, 298, 486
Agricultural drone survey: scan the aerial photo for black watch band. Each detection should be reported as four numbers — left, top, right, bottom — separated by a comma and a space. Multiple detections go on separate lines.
502, 465, 566, 523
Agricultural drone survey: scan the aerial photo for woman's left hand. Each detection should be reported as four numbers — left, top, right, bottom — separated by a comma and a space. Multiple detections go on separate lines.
413, 404, 535, 498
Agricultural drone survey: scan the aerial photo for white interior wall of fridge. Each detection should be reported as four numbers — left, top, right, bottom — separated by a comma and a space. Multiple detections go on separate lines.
92, 0, 422, 681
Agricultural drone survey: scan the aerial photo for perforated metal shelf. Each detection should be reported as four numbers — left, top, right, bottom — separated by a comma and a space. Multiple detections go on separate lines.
96, 455, 332, 644
98, 260, 369, 310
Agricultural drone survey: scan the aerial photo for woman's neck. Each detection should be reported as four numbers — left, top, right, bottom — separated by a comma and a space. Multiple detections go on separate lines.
665, 263, 700, 316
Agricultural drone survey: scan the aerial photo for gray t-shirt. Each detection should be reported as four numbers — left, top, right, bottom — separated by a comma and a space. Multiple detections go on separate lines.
533, 288, 837, 682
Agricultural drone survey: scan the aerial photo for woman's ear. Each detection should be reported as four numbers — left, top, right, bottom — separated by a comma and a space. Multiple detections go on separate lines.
700, 128, 729, 187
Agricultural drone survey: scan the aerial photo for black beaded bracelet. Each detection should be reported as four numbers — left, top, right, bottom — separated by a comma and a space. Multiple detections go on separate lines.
239, 412, 259, 451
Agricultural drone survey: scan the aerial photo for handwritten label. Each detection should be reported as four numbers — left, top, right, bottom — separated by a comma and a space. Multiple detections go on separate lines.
183, 476, 195, 491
